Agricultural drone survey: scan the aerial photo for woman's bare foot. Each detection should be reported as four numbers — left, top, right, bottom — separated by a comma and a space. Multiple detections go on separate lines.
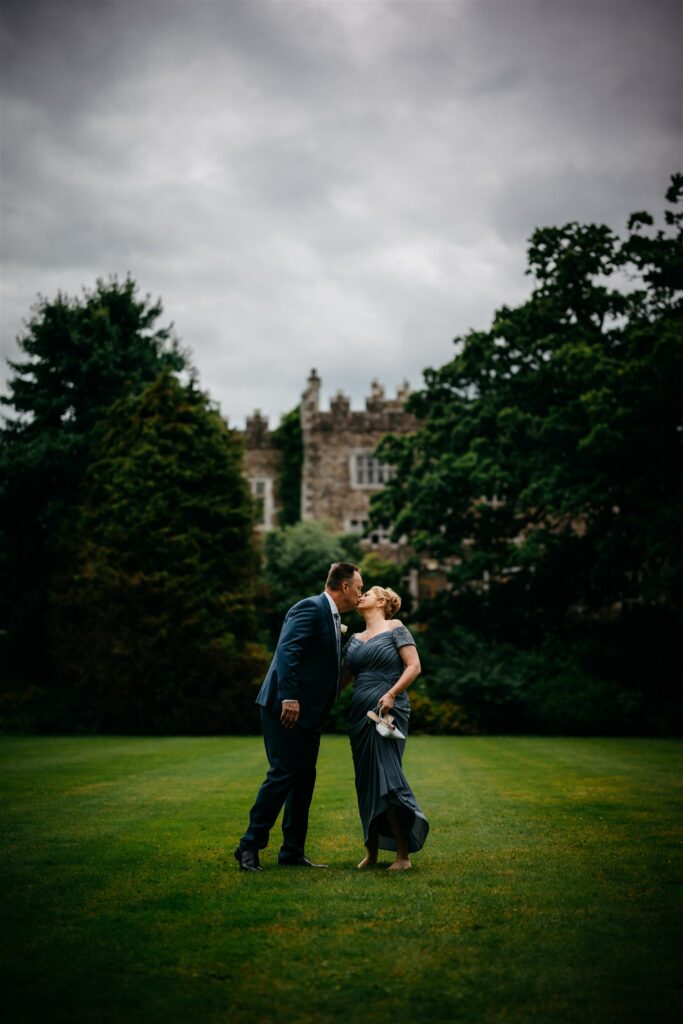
387, 858, 412, 871
357, 851, 378, 869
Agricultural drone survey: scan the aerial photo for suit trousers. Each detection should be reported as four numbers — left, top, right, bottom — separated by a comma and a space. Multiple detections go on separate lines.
240, 708, 322, 860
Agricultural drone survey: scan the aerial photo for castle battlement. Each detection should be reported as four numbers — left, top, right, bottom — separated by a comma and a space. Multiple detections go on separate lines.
301, 368, 413, 427
240, 370, 417, 537
244, 409, 271, 447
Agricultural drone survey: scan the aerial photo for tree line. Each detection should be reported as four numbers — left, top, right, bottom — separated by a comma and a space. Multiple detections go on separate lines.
0, 278, 266, 732
1, 177, 681, 734
373, 174, 682, 735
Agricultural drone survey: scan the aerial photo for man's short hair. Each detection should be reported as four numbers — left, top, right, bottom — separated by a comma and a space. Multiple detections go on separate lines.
326, 561, 360, 591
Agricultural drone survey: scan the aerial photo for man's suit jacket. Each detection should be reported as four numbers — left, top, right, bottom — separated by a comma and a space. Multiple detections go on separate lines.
256, 593, 340, 729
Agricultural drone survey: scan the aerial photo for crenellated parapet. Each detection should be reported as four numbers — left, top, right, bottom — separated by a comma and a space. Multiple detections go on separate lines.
299, 373, 415, 435
241, 370, 417, 536
238, 410, 281, 530
244, 409, 272, 447
299, 370, 417, 531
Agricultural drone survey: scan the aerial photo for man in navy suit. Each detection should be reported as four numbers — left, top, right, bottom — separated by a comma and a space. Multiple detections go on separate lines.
235, 561, 363, 871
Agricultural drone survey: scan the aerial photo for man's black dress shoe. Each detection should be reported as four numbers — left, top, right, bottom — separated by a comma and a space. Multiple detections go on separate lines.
234, 846, 263, 872
278, 856, 328, 868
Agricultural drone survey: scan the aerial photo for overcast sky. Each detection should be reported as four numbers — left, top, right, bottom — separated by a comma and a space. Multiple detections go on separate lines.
1, 0, 680, 428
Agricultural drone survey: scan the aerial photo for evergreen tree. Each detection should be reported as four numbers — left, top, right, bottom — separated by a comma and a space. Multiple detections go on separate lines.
49, 371, 268, 732
0, 276, 187, 688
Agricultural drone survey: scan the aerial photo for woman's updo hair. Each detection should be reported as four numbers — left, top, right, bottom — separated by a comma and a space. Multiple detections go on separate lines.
373, 585, 402, 620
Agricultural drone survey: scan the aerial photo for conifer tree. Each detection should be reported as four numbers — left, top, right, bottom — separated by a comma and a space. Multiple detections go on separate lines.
0, 276, 186, 689
49, 371, 268, 732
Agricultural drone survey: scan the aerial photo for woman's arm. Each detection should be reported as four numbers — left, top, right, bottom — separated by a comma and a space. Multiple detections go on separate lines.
378, 645, 421, 713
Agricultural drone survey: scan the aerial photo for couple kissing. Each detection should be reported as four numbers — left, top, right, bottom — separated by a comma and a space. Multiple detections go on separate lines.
234, 561, 429, 872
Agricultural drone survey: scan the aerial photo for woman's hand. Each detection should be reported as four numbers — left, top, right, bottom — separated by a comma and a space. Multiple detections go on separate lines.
378, 691, 395, 714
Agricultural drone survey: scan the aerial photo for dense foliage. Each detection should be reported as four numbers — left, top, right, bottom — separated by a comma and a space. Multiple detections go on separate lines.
373, 176, 683, 734
272, 406, 303, 526
0, 278, 268, 732
3, 179, 681, 735
0, 277, 187, 688
261, 520, 361, 639
46, 373, 268, 732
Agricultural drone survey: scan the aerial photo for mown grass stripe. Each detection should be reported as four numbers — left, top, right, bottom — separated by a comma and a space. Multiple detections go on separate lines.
1, 736, 681, 1024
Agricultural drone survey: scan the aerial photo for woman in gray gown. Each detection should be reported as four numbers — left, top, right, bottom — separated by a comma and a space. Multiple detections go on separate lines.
344, 586, 429, 870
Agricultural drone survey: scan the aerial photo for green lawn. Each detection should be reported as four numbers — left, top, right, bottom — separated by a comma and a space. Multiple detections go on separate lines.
1, 735, 681, 1024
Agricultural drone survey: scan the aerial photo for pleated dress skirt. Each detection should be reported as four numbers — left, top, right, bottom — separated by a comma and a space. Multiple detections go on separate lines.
346, 627, 429, 854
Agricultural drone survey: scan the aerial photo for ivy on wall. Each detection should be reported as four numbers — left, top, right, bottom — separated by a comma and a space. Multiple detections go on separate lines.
273, 405, 303, 526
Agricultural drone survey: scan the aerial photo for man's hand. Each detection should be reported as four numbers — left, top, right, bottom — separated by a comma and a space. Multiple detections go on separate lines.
281, 700, 300, 729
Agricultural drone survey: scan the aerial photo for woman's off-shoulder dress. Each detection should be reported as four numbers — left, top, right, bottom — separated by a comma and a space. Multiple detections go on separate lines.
346, 625, 429, 853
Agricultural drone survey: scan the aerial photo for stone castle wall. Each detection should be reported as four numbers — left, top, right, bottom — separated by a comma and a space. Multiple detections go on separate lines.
240, 410, 281, 530
239, 369, 417, 541
300, 370, 417, 535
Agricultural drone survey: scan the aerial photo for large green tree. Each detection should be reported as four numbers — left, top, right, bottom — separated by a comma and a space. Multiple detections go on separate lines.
373, 176, 683, 733
48, 371, 268, 732
261, 520, 361, 640
0, 276, 187, 686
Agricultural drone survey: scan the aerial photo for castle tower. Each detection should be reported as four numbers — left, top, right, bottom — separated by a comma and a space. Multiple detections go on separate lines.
297, 369, 417, 533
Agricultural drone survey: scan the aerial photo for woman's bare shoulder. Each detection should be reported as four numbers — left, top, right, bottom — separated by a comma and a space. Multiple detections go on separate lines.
387, 619, 404, 630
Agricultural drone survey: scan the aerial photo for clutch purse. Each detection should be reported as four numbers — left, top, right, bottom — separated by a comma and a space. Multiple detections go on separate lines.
367, 707, 406, 740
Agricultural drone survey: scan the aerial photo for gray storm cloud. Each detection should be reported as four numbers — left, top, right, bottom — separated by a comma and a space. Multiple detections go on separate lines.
1, 0, 680, 425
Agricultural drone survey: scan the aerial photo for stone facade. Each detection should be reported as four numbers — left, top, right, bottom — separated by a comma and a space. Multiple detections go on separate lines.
241, 410, 281, 531
300, 369, 417, 537
239, 369, 418, 543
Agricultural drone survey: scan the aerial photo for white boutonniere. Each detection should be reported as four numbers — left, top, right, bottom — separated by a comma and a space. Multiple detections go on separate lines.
340, 624, 348, 635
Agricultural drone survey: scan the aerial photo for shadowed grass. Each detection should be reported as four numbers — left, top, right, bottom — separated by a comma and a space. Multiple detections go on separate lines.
1, 735, 681, 1023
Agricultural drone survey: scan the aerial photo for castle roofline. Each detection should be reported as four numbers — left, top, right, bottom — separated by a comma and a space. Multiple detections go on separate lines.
242, 371, 414, 433
302, 369, 412, 415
